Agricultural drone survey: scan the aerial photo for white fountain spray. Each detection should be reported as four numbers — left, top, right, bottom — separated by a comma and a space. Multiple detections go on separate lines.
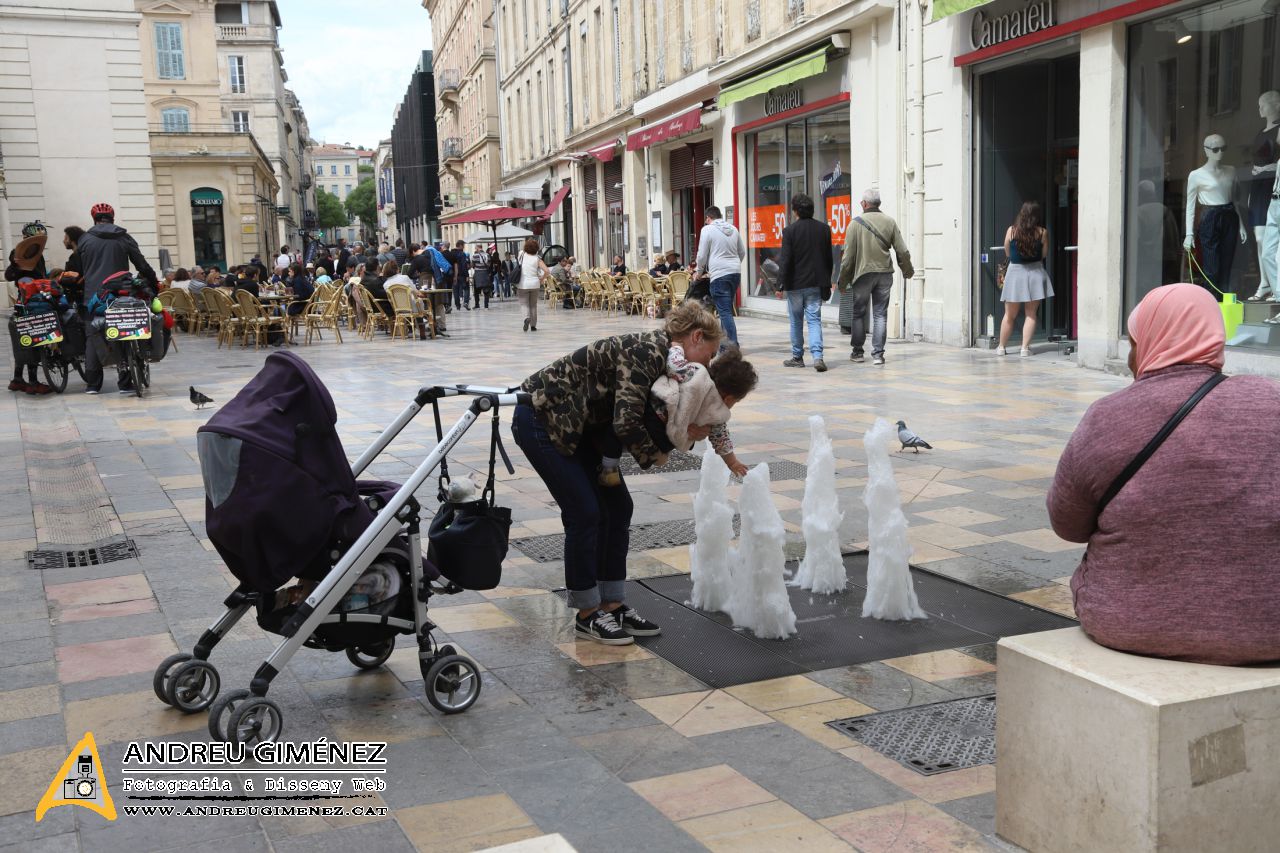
789, 415, 847, 595
861, 418, 927, 621
688, 443, 735, 613
727, 464, 797, 639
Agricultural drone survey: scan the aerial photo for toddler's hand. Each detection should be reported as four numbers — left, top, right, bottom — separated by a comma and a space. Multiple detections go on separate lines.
722, 453, 748, 477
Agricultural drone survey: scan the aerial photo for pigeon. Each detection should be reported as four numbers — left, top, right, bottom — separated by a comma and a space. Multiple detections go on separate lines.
190, 386, 214, 409
896, 419, 932, 453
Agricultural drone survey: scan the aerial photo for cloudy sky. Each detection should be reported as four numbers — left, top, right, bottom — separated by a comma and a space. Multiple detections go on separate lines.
278, 0, 434, 150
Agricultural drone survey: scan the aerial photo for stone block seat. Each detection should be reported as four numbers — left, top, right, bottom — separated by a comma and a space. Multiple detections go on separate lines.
995, 627, 1280, 853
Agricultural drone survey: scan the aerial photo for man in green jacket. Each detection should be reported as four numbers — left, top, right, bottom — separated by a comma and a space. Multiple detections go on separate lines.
836, 188, 914, 366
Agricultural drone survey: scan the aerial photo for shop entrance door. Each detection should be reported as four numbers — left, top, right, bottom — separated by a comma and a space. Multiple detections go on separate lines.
190, 187, 226, 272
976, 53, 1080, 344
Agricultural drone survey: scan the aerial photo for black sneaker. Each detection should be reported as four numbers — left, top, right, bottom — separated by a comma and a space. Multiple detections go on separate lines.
782, 357, 805, 368
850, 352, 865, 363
610, 604, 661, 636
574, 609, 634, 645
813, 359, 827, 372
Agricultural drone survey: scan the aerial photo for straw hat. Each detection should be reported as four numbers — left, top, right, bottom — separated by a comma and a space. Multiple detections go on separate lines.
11, 234, 46, 271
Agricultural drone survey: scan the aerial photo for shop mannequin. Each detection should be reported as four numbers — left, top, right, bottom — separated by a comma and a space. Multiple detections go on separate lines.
1184, 133, 1248, 294
1247, 91, 1280, 302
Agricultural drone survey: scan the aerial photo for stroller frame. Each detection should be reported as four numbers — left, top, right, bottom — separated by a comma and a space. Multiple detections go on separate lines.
153, 383, 529, 744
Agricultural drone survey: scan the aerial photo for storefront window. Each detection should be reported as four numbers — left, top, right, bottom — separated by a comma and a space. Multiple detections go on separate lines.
1126, 0, 1280, 347
744, 108, 851, 296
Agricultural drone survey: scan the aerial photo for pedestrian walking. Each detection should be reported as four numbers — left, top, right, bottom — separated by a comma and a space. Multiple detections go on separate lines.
695, 205, 747, 347
449, 240, 471, 310
502, 252, 517, 298
997, 201, 1053, 357
471, 245, 491, 308
517, 237, 551, 332
837, 188, 913, 366
774, 193, 833, 372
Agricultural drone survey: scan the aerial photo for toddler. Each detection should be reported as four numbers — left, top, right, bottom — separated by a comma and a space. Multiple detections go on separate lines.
593, 345, 758, 486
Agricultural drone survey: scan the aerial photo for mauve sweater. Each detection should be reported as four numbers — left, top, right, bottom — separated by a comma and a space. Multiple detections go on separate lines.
1047, 364, 1280, 665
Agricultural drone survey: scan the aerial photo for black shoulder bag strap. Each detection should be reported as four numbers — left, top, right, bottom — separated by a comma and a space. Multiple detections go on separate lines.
1095, 372, 1227, 515
854, 216, 892, 253
433, 396, 516, 505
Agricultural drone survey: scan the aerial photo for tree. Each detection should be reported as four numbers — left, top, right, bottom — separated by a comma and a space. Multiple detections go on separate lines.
357, 163, 374, 177
316, 187, 347, 231
344, 179, 377, 237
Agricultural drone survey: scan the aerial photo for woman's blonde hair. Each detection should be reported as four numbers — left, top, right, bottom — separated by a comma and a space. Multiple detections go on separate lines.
664, 300, 723, 344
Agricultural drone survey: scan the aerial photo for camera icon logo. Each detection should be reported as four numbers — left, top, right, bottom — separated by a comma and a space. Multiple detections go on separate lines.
62, 754, 97, 800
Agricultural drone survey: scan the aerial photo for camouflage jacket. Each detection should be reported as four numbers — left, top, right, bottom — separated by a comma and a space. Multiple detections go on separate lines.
521, 331, 670, 469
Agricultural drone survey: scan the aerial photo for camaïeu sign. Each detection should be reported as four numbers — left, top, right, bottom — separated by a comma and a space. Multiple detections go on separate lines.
970, 0, 1056, 50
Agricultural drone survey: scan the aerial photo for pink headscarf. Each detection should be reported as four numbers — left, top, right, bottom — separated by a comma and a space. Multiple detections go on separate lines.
1126, 283, 1225, 379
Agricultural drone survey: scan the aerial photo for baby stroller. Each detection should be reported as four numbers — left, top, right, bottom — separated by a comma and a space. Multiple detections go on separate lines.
151, 352, 525, 744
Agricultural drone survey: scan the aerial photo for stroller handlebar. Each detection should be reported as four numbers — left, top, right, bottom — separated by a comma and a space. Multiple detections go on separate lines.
422, 385, 531, 407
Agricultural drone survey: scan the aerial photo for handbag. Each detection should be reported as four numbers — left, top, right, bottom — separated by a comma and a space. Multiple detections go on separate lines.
426, 399, 514, 591
1184, 250, 1242, 338
1095, 372, 1227, 516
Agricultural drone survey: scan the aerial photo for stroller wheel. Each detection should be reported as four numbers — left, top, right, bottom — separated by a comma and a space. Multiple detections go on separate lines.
424, 654, 481, 715
153, 653, 193, 706
345, 641, 395, 670
165, 660, 221, 713
228, 697, 284, 746
208, 688, 251, 741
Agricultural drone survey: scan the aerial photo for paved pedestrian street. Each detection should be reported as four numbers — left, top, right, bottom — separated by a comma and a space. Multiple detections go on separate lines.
0, 302, 1123, 852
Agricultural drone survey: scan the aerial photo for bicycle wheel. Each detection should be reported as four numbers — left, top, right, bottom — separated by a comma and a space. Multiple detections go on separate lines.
70, 357, 86, 382
126, 345, 144, 398
41, 351, 68, 393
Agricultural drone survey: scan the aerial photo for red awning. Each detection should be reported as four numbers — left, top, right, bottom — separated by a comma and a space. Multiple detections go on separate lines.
587, 141, 618, 162
440, 205, 538, 226
626, 106, 703, 152
539, 185, 571, 221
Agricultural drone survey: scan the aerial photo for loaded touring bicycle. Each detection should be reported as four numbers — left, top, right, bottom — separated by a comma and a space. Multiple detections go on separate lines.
152, 352, 521, 744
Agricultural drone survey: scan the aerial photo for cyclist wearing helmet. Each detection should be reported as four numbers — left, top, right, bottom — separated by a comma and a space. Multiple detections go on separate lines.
6, 221, 53, 394
76, 203, 157, 294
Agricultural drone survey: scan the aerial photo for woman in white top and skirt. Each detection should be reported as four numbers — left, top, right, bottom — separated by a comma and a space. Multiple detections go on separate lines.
998, 201, 1054, 357
518, 238, 552, 332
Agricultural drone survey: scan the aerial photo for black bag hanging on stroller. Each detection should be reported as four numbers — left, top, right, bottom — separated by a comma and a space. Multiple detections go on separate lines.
427, 399, 513, 591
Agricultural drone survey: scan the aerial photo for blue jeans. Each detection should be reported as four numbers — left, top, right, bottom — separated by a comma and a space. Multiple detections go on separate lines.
511, 404, 632, 611
709, 273, 740, 345
786, 287, 824, 360
452, 274, 469, 308
848, 272, 893, 358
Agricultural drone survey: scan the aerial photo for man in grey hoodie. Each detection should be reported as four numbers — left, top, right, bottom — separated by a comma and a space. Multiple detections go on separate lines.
695, 206, 746, 345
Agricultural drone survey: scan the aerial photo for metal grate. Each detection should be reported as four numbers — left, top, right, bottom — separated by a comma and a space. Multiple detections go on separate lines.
618, 451, 702, 476
618, 452, 807, 481
512, 517, 740, 563
27, 538, 140, 570
827, 695, 996, 776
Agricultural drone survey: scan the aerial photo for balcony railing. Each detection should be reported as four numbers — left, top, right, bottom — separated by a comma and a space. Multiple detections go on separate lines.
217, 24, 277, 43
442, 137, 464, 161
437, 69, 461, 98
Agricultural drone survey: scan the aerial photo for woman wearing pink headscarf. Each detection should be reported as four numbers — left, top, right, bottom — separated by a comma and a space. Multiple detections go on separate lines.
1047, 284, 1280, 665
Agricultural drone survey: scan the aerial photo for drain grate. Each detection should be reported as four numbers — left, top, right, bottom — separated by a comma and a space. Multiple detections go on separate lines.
618, 452, 807, 481
512, 517, 740, 562
827, 695, 996, 776
618, 451, 702, 476
27, 538, 140, 570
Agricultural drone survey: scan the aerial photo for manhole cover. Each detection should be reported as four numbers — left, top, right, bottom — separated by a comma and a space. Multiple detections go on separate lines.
27, 538, 140, 570
512, 517, 740, 562
827, 695, 996, 776
617, 452, 807, 480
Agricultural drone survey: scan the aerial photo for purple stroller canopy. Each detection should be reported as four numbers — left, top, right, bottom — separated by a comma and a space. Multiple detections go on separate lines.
199, 352, 374, 592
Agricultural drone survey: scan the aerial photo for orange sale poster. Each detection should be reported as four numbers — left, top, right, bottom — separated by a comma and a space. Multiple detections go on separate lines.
826, 195, 852, 246
748, 205, 786, 249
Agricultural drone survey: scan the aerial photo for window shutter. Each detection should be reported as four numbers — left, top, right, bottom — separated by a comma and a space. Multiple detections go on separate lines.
604, 160, 623, 204
668, 146, 693, 191
161, 108, 190, 133
155, 23, 185, 80
583, 162, 597, 207
692, 141, 714, 187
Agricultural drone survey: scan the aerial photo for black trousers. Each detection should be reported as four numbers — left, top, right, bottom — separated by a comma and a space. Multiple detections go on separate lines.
1196, 204, 1238, 293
